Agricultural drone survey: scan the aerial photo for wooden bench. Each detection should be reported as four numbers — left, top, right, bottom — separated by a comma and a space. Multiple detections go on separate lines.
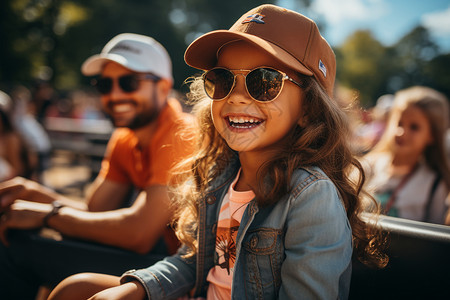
44, 117, 112, 194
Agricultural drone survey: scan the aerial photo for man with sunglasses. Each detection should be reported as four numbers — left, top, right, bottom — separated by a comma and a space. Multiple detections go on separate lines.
0, 33, 195, 299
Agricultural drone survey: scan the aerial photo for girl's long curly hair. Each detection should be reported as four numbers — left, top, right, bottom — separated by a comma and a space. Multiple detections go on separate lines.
171, 74, 388, 269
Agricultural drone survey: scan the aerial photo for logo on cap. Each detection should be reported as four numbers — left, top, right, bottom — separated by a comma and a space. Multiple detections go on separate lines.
319, 60, 327, 77
242, 13, 265, 24
110, 43, 141, 54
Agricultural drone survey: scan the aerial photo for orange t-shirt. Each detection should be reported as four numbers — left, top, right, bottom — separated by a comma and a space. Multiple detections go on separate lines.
99, 98, 195, 188
98, 98, 195, 254
206, 170, 255, 300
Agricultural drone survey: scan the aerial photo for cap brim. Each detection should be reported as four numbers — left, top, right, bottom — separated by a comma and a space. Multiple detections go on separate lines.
185, 30, 313, 77
81, 53, 130, 76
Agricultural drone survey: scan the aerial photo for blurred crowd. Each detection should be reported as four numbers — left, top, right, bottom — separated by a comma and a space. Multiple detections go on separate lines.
0, 81, 108, 183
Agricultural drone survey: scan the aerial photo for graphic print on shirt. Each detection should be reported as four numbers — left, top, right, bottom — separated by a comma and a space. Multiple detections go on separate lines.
214, 221, 239, 275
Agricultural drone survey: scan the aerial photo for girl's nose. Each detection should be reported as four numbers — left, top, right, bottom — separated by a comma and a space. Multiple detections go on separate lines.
227, 74, 252, 105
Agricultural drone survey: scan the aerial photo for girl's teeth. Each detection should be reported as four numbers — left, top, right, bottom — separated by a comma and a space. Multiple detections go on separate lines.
227, 116, 262, 128
229, 116, 259, 123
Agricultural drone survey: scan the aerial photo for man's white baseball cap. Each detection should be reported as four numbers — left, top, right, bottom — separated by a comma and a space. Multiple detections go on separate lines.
81, 33, 173, 83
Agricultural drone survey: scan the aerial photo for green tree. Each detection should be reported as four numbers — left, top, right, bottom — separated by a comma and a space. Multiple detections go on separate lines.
0, 0, 89, 89
336, 30, 388, 107
4, 0, 307, 91
423, 53, 450, 99
389, 25, 440, 91
335, 25, 449, 107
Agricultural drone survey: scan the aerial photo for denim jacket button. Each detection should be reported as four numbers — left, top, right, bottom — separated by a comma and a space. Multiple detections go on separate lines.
206, 195, 216, 204
250, 236, 258, 248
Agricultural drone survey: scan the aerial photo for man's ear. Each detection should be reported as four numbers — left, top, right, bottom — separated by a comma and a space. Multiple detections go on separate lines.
156, 79, 172, 99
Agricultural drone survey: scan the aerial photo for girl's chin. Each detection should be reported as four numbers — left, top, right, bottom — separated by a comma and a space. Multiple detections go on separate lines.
226, 143, 255, 153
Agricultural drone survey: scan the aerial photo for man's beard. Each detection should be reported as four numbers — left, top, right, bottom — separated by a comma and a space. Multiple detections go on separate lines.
125, 105, 160, 129
106, 103, 160, 129
110, 88, 162, 130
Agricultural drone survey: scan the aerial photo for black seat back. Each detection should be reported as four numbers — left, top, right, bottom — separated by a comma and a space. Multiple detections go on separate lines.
349, 215, 450, 299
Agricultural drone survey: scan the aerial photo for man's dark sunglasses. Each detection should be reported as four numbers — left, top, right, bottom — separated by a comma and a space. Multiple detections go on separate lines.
91, 73, 161, 95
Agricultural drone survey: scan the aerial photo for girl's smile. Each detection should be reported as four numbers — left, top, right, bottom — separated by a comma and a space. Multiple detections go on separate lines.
224, 112, 264, 131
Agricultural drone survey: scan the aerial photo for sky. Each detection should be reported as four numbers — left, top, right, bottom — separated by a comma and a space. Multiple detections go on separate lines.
277, 0, 450, 54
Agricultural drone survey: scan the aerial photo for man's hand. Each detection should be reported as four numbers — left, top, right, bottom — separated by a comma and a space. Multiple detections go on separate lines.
0, 200, 52, 246
0, 177, 83, 211
0, 177, 30, 212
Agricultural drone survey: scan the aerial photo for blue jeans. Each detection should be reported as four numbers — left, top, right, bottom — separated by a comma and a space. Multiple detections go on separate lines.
0, 229, 168, 300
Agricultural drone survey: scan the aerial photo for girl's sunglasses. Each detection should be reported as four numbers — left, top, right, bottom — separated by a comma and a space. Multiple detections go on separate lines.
203, 67, 302, 103
92, 73, 160, 95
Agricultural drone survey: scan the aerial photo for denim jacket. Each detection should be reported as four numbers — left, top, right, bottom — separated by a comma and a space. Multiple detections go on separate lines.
122, 158, 353, 299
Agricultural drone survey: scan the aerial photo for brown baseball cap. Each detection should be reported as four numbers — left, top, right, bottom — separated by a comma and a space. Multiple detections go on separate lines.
185, 4, 336, 97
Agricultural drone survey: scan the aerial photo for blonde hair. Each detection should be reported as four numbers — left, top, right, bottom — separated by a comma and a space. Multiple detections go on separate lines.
171, 74, 388, 268
370, 86, 450, 188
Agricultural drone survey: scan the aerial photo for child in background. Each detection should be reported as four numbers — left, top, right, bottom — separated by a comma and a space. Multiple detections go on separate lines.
363, 86, 450, 224
0, 90, 31, 180
49, 4, 386, 300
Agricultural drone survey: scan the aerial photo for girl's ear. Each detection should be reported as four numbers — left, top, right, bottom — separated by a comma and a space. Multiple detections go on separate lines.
297, 91, 308, 127
297, 113, 307, 127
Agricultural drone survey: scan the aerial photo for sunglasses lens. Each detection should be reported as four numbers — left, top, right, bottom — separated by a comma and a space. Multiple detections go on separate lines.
204, 68, 235, 100
246, 68, 283, 102
93, 78, 113, 95
119, 75, 140, 93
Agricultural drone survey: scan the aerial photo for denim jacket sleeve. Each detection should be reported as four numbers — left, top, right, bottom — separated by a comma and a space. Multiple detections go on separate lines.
279, 175, 353, 299
120, 245, 197, 300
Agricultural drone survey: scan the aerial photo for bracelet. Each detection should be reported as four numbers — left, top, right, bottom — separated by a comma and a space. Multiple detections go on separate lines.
43, 201, 64, 228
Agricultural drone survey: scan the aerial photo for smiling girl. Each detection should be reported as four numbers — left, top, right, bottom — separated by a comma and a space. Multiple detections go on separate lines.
49, 5, 387, 300
363, 86, 450, 224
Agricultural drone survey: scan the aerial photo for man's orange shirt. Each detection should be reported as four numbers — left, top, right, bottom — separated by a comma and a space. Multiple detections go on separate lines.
99, 98, 195, 189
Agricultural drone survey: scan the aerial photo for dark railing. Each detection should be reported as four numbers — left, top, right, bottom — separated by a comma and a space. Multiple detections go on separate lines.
350, 214, 450, 299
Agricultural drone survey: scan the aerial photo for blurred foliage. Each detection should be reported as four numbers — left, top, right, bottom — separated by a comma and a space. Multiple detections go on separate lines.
336, 30, 388, 107
1, 0, 449, 108
0, 0, 280, 91
336, 26, 449, 107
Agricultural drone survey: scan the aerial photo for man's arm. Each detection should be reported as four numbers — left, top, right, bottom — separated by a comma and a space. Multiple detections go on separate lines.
85, 176, 132, 212
46, 185, 172, 253
0, 184, 173, 254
